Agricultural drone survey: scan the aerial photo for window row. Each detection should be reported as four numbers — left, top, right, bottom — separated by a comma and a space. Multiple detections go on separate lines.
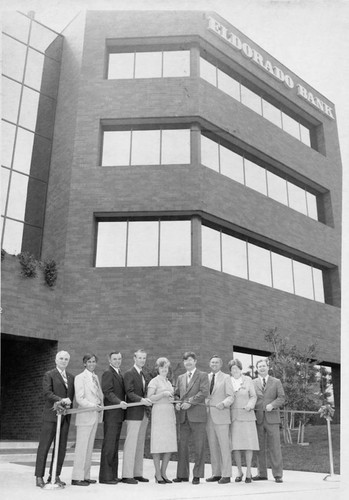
95, 218, 325, 303
202, 224, 324, 302
2, 34, 60, 96
96, 220, 191, 267
200, 57, 311, 147
107, 50, 190, 79
201, 135, 318, 219
102, 129, 190, 166
101, 127, 318, 221
2, 77, 55, 138
2, 12, 62, 57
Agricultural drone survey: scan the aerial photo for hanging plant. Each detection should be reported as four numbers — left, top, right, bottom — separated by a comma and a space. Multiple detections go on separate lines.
43, 259, 58, 287
18, 251, 38, 278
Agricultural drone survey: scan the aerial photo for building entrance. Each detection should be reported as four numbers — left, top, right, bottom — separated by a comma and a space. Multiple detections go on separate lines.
0, 334, 57, 440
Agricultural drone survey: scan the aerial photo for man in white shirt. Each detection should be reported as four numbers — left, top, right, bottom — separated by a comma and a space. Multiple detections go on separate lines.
205, 356, 234, 483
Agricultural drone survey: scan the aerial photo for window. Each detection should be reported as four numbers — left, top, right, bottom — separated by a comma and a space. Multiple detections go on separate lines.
101, 128, 190, 166
247, 243, 272, 287
201, 225, 221, 271
201, 223, 325, 302
2, 34, 27, 82
244, 159, 267, 195
108, 50, 190, 79
96, 219, 191, 267
233, 350, 267, 378
1, 13, 62, 259
222, 233, 247, 279
199, 55, 313, 148
201, 133, 318, 220
241, 85, 262, 115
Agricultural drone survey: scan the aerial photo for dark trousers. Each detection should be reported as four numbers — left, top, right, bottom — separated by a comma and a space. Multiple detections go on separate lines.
34, 417, 70, 477
176, 418, 206, 478
99, 420, 123, 481
256, 420, 283, 478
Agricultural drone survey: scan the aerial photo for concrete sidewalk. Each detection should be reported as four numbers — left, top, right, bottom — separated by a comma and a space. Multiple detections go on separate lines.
0, 444, 344, 500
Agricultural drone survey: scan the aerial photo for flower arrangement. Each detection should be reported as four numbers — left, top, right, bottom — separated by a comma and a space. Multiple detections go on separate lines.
318, 403, 335, 421
52, 400, 70, 415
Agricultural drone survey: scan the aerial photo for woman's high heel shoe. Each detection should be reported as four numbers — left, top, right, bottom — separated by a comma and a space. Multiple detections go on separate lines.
162, 476, 172, 483
235, 474, 243, 482
155, 476, 166, 484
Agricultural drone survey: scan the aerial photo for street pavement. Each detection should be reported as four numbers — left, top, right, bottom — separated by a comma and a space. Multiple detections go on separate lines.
0, 442, 345, 500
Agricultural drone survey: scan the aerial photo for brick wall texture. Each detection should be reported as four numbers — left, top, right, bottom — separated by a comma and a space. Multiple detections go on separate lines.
1, 10, 341, 438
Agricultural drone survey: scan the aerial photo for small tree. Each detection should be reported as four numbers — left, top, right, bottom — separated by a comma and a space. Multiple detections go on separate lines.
264, 327, 324, 444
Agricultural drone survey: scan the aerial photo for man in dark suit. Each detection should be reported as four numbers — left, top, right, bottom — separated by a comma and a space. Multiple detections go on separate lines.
34, 350, 75, 488
121, 349, 152, 484
99, 351, 127, 484
174, 351, 209, 485
252, 358, 285, 483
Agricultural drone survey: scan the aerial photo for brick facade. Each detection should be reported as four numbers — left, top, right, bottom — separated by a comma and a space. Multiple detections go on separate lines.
1, 10, 341, 437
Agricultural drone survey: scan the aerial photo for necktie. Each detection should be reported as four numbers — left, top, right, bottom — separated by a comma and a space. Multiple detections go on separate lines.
61, 371, 68, 388
92, 373, 99, 389
140, 370, 146, 389
262, 377, 266, 390
209, 373, 215, 394
187, 372, 192, 388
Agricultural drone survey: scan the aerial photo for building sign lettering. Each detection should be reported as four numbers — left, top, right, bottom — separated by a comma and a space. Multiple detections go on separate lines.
207, 16, 335, 120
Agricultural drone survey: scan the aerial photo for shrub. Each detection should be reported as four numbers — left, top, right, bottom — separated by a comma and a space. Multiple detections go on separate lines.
18, 252, 38, 278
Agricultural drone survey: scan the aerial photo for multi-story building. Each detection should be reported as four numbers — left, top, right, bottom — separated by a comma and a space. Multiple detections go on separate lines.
1, 10, 341, 439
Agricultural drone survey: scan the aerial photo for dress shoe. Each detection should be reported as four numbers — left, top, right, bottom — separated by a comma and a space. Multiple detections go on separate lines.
252, 475, 268, 481
99, 479, 118, 484
47, 476, 66, 486
113, 478, 122, 483
122, 478, 138, 484
192, 477, 200, 485
134, 476, 149, 482
173, 477, 189, 482
36, 477, 45, 488
155, 476, 166, 484
235, 474, 243, 482
206, 475, 221, 482
54, 477, 66, 486
162, 476, 172, 483
71, 480, 90, 486
218, 477, 230, 484
275, 477, 283, 483
84, 479, 97, 484
245, 476, 252, 483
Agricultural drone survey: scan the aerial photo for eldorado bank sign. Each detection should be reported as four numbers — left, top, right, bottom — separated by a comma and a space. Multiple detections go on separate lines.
207, 16, 335, 120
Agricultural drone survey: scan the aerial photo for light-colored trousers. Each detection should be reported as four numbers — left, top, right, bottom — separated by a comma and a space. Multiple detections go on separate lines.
72, 420, 98, 480
122, 415, 148, 478
206, 415, 232, 477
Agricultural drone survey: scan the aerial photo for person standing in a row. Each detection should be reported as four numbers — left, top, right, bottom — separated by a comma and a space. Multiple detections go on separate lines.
253, 359, 285, 483
205, 355, 234, 484
99, 351, 127, 484
174, 352, 209, 485
229, 358, 258, 483
122, 349, 152, 484
35, 351, 74, 488
71, 353, 103, 486
147, 357, 177, 483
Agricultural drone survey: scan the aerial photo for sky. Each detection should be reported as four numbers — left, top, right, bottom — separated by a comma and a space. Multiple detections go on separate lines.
2, 0, 349, 472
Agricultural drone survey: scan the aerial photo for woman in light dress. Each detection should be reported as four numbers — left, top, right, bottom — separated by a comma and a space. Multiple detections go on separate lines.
147, 357, 177, 484
229, 359, 259, 483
